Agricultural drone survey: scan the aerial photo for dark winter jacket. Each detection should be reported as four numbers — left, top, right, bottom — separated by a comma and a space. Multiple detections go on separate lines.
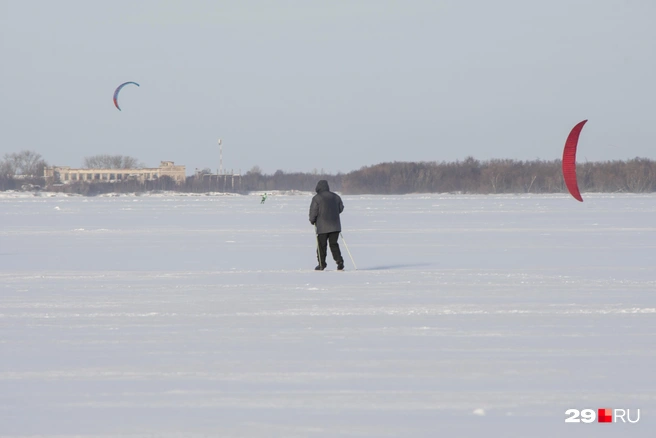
309, 180, 344, 234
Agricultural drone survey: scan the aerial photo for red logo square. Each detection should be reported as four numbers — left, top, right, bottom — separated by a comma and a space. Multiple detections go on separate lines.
598, 408, 613, 423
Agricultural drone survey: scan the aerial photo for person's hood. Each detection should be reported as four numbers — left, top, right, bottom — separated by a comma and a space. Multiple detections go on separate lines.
315, 180, 330, 193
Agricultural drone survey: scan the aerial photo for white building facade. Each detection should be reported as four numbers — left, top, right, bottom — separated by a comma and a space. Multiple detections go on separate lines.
44, 161, 186, 184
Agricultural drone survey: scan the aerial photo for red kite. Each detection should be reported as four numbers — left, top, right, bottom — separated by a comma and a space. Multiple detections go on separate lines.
562, 120, 587, 202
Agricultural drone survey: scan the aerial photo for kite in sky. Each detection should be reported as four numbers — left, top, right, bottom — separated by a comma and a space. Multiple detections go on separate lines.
113, 81, 140, 111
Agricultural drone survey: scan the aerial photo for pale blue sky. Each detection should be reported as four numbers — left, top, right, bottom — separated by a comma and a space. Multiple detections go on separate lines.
1, 0, 655, 174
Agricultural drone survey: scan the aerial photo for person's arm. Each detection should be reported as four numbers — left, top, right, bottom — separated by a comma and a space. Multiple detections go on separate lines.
338, 196, 344, 214
309, 197, 319, 224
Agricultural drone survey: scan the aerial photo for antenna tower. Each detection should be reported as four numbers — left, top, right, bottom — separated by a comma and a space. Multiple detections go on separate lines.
218, 138, 223, 175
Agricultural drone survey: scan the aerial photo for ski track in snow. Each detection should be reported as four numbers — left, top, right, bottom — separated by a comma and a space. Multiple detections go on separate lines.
1, 193, 655, 438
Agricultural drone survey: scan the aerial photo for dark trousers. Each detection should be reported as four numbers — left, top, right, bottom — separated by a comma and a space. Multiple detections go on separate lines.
317, 231, 343, 267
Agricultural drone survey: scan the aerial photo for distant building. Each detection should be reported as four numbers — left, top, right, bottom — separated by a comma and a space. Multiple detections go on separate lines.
44, 161, 186, 185
193, 168, 242, 191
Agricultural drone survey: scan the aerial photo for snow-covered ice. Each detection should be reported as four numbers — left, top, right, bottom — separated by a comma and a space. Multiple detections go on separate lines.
1, 192, 654, 437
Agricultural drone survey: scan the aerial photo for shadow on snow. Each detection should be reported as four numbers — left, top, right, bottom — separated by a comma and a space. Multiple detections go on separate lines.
358, 263, 433, 271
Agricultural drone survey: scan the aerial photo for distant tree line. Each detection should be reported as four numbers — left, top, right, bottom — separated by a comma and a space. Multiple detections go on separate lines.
2, 149, 656, 195
239, 167, 343, 192
339, 157, 656, 195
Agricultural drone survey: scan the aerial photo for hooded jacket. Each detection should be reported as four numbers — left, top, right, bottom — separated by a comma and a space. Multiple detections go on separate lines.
309, 180, 344, 234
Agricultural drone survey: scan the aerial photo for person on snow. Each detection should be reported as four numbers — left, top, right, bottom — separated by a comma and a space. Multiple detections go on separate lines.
309, 180, 344, 271
261, 193, 267, 204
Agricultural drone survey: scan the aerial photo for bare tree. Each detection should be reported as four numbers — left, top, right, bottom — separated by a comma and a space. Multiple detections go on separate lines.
247, 165, 263, 175
84, 155, 144, 169
0, 159, 14, 178
2, 150, 47, 177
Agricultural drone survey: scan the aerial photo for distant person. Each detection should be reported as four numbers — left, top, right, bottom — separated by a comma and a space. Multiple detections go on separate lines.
309, 180, 344, 271
260, 193, 267, 204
